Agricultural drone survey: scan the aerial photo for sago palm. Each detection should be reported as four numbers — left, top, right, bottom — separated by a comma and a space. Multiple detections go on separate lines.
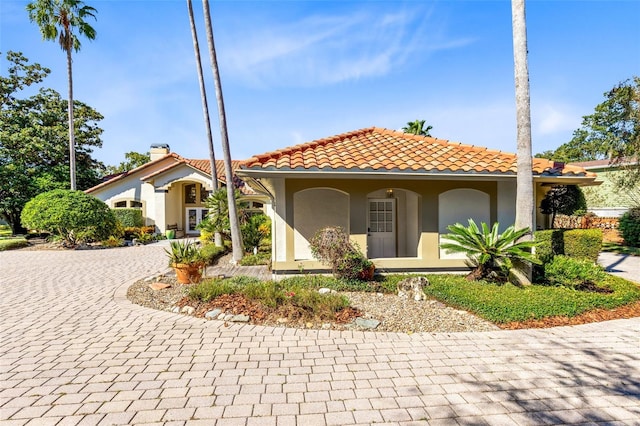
440, 219, 539, 282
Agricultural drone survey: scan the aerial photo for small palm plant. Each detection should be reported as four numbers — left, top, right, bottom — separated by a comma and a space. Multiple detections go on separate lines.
440, 219, 540, 282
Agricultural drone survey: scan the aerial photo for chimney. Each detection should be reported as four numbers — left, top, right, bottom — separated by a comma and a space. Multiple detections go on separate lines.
150, 143, 170, 161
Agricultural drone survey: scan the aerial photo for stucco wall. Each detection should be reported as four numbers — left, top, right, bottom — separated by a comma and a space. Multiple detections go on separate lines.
268, 177, 504, 273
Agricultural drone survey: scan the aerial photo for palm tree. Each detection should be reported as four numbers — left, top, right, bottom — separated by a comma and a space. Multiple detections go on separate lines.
27, 0, 97, 191
201, 0, 243, 262
402, 119, 433, 136
186, 0, 218, 193
511, 0, 534, 284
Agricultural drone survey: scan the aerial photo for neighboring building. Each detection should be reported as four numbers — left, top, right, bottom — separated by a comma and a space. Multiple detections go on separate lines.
569, 158, 639, 217
86, 145, 264, 236
238, 127, 596, 275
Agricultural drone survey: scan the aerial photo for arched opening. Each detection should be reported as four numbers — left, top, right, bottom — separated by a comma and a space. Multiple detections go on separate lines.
293, 188, 349, 260
438, 188, 490, 259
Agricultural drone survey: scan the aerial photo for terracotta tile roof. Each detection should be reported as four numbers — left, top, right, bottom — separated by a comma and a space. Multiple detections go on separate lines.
242, 127, 595, 178
86, 154, 254, 194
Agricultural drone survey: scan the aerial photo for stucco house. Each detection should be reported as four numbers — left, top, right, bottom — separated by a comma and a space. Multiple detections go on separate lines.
86, 144, 264, 236
237, 127, 597, 275
568, 158, 639, 217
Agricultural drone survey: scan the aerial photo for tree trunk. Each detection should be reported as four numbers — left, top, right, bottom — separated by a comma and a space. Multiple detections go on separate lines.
186, 0, 218, 192
7, 211, 27, 235
67, 48, 76, 191
511, 0, 534, 284
202, 0, 244, 262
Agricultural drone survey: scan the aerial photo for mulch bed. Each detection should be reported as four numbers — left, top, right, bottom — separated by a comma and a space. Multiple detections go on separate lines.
500, 300, 640, 329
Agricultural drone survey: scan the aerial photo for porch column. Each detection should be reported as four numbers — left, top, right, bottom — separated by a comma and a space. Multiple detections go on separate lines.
154, 189, 168, 234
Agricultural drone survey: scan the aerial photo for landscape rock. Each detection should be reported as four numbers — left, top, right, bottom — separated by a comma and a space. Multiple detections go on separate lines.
355, 318, 380, 329
205, 309, 222, 319
318, 288, 337, 294
397, 276, 430, 301
181, 306, 195, 315
171, 306, 180, 313
230, 314, 250, 322
149, 282, 171, 291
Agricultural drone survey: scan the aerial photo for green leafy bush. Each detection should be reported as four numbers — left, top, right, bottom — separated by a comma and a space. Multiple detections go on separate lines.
619, 207, 640, 247
440, 219, 539, 282
241, 214, 271, 252
21, 190, 116, 245
563, 229, 602, 262
309, 226, 373, 281
533, 229, 565, 264
544, 255, 607, 289
112, 208, 144, 227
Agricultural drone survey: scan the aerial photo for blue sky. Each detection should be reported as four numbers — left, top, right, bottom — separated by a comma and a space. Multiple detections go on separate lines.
2, 0, 639, 167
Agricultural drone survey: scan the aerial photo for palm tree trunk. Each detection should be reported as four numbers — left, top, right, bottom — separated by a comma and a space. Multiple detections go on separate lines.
66, 48, 76, 190
511, 0, 534, 284
186, 0, 218, 192
202, 0, 243, 262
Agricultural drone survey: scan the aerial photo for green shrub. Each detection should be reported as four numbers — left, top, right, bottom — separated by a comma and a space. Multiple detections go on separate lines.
534, 229, 565, 264
0, 237, 28, 251
188, 278, 240, 302
200, 243, 226, 265
544, 255, 607, 289
440, 220, 539, 282
241, 214, 271, 252
563, 229, 602, 262
21, 190, 117, 245
123, 226, 154, 240
112, 208, 144, 227
619, 207, 640, 247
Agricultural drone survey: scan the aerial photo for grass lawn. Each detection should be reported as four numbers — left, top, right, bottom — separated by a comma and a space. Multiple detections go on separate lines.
419, 274, 640, 323
0, 237, 28, 251
0, 225, 11, 238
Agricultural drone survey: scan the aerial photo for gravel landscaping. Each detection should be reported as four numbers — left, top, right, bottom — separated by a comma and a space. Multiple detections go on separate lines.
126, 270, 500, 333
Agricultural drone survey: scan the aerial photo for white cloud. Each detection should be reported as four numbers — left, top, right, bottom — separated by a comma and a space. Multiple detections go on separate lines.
219, 8, 473, 88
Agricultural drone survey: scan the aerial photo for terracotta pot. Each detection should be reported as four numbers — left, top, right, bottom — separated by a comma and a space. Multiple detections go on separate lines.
172, 262, 205, 284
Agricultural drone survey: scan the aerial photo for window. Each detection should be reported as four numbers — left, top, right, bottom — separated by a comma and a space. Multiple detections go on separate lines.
200, 188, 210, 203
113, 200, 143, 209
185, 184, 197, 204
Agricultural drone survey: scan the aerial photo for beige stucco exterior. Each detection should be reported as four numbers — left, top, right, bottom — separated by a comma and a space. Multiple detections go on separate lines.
247, 175, 553, 275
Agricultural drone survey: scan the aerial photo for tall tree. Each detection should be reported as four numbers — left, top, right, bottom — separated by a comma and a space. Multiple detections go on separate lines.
27, 0, 97, 191
202, 0, 243, 262
511, 0, 534, 284
402, 119, 433, 136
536, 76, 639, 188
186, 0, 218, 192
1, 52, 103, 233
105, 151, 150, 175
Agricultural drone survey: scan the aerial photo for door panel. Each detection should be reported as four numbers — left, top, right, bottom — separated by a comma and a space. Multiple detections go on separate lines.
367, 199, 396, 258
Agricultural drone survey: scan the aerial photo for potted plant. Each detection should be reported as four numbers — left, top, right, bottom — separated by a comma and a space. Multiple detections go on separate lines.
165, 240, 205, 284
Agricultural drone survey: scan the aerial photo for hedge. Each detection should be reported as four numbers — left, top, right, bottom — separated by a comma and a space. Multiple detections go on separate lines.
563, 229, 602, 262
112, 208, 144, 228
534, 228, 603, 263
619, 207, 640, 247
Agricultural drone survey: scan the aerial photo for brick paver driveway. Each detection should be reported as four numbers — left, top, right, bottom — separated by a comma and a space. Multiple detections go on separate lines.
1, 245, 639, 425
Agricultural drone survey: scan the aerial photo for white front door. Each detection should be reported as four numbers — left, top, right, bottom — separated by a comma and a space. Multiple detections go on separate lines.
186, 208, 208, 234
367, 198, 396, 258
